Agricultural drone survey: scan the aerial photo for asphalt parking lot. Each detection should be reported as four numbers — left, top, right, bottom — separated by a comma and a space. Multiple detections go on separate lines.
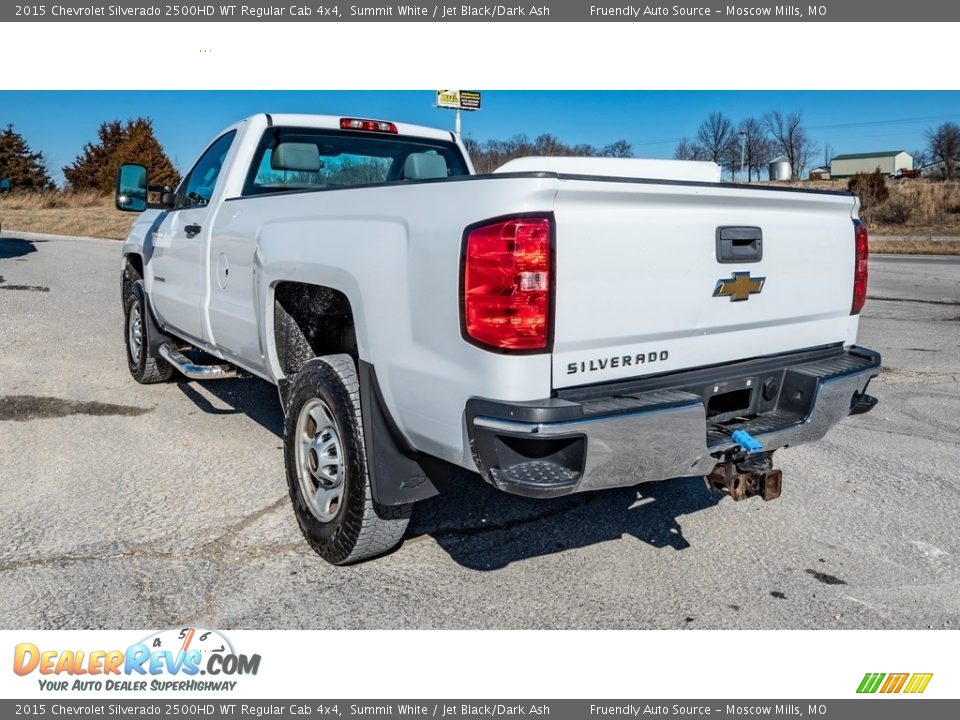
1, 233, 958, 629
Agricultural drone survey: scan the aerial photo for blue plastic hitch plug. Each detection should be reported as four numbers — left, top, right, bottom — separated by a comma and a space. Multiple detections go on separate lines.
731, 429, 763, 454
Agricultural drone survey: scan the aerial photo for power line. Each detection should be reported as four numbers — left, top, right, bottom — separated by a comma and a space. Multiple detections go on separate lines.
808, 113, 960, 131
628, 113, 960, 152
822, 130, 932, 143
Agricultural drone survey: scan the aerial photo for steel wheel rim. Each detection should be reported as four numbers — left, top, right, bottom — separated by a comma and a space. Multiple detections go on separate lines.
128, 303, 143, 365
295, 397, 345, 523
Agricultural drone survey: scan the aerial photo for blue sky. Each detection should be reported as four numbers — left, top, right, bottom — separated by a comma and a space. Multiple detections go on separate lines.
2, 90, 959, 186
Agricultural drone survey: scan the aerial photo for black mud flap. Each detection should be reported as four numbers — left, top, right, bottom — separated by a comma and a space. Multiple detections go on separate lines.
357, 361, 450, 506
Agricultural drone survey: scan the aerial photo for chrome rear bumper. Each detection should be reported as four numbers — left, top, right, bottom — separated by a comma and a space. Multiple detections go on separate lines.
467, 346, 880, 498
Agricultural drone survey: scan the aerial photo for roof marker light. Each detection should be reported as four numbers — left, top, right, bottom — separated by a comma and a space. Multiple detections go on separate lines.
340, 118, 398, 134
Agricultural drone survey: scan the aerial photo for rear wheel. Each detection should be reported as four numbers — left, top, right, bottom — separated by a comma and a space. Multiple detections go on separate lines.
283, 354, 411, 565
124, 280, 174, 384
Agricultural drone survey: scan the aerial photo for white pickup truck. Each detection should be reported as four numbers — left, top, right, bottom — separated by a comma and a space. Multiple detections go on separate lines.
116, 113, 880, 564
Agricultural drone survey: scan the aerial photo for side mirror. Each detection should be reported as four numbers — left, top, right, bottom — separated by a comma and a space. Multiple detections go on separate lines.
115, 164, 148, 212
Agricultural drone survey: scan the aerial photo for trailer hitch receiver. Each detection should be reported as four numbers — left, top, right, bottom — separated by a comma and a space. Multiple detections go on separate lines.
706, 452, 782, 502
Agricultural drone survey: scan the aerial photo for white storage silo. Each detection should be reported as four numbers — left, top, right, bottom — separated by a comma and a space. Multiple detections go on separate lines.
769, 155, 792, 181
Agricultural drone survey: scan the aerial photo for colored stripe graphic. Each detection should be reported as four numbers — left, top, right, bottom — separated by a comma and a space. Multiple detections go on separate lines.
880, 673, 909, 693
857, 672, 933, 694
857, 673, 885, 693
904, 673, 934, 694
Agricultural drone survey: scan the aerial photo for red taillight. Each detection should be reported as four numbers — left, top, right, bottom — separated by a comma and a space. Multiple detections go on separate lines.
463, 216, 552, 351
852, 219, 869, 315
340, 118, 398, 133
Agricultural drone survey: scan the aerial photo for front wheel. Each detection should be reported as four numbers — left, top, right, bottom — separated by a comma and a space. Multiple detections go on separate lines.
124, 280, 174, 384
283, 354, 411, 565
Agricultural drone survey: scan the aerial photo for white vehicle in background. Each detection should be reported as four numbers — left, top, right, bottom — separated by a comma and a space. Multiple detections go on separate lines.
116, 113, 880, 564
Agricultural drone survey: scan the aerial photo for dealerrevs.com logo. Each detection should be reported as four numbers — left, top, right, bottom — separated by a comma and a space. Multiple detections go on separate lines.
857, 672, 933, 694
13, 627, 260, 692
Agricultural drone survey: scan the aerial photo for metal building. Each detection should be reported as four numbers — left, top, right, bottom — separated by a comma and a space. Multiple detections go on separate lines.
769, 155, 792, 181
830, 151, 913, 178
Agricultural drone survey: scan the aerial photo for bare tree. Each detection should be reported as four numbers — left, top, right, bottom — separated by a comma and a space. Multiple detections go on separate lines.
476, 134, 536, 172
534, 133, 564, 156
926, 122, 960, 179
822, 142, 833, 169
795, 139, 818, 181
674, 136, 701, 160
462, 133, 621, 173
462, 135, 481, 160
738, 117, 770, 182
722, 141, 741, 181
569, 144, 597, 157
763, 110, 818, 180
695, 112, 737, 166
911, 148, 928, 170
601, 139, 633, 158
506, 134, 535, 157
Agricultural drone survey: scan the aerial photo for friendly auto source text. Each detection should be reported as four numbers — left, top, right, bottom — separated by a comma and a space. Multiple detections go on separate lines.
590, 705, 808, 716
589, 5, 813, 17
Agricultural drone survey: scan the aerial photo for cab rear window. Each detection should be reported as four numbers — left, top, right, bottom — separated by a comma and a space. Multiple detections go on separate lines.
242, 127, 469, 195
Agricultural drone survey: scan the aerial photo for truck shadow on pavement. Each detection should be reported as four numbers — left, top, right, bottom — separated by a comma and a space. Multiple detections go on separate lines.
175, 377, 284, 437
408, 471, 722, 570
175, 375, 723, 570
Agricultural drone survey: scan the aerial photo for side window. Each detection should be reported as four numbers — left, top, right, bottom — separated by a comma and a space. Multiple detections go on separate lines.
176, 131, 237, 210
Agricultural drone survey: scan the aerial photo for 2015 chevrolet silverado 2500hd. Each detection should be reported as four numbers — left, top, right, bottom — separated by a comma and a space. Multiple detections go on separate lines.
115, 113, 880, 564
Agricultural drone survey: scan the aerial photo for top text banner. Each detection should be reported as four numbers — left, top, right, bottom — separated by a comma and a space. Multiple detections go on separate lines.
5, 1, 960, 22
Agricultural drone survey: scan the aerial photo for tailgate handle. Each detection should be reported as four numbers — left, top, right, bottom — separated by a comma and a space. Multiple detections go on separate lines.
716, 226, 762, 263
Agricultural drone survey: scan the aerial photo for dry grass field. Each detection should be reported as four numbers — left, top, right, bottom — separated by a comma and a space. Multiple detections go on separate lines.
796, 178, 960, 238
0, 191, 133, 240
2, 180, 959, 252
870, 237, 960, 255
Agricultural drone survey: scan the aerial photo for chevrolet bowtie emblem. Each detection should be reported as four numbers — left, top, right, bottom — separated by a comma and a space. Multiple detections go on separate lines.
714, 272, 765, 301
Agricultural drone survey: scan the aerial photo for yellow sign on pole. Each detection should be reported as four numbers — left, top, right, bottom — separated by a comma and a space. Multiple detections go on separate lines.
436, 90, 481, 111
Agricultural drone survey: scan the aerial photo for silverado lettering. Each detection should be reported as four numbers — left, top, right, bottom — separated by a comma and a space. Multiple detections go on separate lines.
567, 351, 669, 375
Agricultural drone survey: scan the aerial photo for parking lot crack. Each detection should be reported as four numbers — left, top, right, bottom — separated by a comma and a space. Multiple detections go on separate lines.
0, 547, 173, 573
0, 498, 290, 576
868, 295, 960, 306
196, 497, 289, 555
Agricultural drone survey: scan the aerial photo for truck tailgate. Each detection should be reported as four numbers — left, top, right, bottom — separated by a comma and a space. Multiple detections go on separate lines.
551, 179, 860, 389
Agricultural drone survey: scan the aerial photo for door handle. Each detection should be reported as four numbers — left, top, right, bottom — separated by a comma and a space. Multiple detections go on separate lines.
716, 226, 762, 263
184, 224, 202, 237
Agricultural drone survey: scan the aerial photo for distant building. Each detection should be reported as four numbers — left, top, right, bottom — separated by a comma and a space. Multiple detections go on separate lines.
830, 150, 913, 178
808, 166, 831, 180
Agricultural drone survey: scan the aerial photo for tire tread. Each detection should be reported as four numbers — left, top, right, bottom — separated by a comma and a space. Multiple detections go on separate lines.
126, 281, 174, 384
286, 354, 410, 565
